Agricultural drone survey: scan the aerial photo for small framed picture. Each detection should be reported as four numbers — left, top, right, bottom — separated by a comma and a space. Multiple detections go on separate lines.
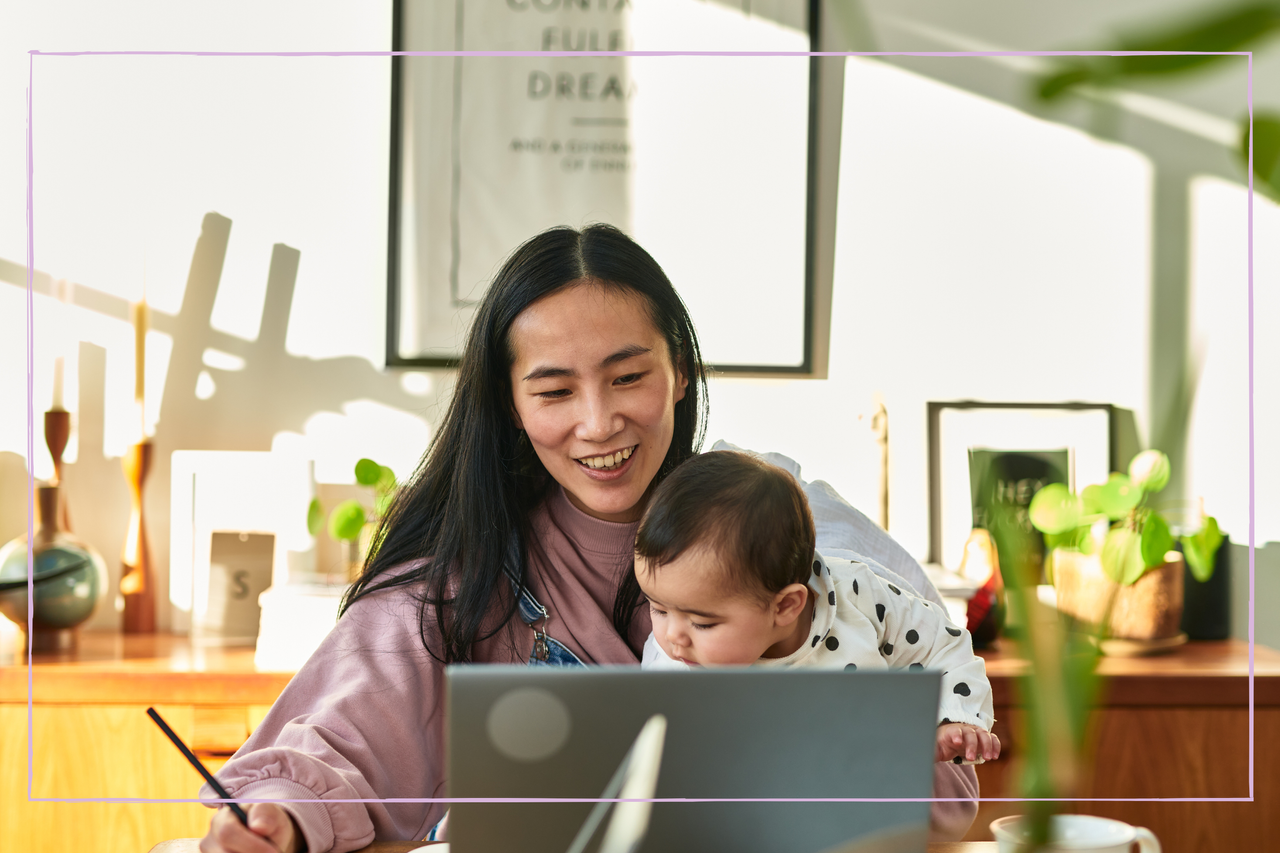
927, 402, 1115, 571
203, 532, 275, 645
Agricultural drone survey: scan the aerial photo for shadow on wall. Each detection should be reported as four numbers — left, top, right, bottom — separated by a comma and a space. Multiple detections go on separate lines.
1, 212, 449, 631
1232, 541, 1280, 650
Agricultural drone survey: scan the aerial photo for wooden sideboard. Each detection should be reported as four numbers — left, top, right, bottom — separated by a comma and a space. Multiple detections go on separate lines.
2, 632, 1276, 852
968, 638, 1280, 853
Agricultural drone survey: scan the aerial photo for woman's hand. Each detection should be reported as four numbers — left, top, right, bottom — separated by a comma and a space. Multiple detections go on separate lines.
935, 722, 1000, 764
200, 803, 305, 853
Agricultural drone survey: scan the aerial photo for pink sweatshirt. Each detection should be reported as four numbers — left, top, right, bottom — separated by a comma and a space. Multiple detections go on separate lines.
205, 487, 977, 851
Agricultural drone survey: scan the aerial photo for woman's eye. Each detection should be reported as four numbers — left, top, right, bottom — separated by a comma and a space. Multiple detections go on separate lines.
616, 372, 644, 385
536, 389, 570, 399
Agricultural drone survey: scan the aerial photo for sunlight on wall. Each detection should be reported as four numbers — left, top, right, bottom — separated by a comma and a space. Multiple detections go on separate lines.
1187, 176, 1279, 545
706, 56, 1153, 560
27, 51, 389, 362
271, 400, 431, 486
0, 287, 171, 468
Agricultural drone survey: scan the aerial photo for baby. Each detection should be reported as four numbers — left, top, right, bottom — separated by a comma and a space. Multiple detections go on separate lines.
635, 450, 1000, 765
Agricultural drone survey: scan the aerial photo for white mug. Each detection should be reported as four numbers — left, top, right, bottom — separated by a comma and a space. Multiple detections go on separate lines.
990, 814, 1161, 853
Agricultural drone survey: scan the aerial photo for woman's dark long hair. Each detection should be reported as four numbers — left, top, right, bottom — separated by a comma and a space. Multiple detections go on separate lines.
341, 224, 708, 662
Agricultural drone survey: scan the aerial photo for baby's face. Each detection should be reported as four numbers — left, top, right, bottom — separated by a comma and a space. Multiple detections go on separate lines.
635, 547, 778, 667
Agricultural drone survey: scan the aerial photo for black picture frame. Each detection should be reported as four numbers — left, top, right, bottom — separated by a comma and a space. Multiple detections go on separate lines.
385, 0, 824, 371
926, 401, 1116, 568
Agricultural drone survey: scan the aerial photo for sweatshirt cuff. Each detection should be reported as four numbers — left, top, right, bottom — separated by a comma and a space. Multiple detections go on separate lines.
201, 777, 337, 853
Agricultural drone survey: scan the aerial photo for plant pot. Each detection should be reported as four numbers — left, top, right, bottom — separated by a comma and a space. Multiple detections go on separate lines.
1051, 549, 1184, 641
1180, 534, 1231, 640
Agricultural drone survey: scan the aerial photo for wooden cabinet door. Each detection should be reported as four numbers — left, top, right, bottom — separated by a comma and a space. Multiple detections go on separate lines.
1, 703, 242, 853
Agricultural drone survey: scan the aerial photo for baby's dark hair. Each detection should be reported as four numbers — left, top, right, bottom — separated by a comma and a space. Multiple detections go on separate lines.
635, 450, 816, 602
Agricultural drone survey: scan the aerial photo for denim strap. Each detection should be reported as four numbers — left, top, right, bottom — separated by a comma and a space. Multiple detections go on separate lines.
502, 535, 585, 667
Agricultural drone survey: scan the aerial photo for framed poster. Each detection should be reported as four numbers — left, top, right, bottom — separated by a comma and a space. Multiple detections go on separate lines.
926, 402, 1115, 570
387, 0, 821, 370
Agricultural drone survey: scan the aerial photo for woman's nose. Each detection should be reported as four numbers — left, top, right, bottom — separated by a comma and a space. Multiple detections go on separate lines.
575, 391, 622, 442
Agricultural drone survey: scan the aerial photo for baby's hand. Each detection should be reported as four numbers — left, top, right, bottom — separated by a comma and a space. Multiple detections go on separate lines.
935, 722, 1000, 764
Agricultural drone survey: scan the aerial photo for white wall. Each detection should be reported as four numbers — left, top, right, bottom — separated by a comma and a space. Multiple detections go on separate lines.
2, 1, 1275, 639
0, 1, 422, 630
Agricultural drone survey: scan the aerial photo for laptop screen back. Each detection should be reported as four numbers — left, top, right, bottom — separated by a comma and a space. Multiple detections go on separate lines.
446, 667, 940, 853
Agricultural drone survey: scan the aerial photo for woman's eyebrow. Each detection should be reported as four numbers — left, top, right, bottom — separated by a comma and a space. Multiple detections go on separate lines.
521, 345, 653, 382
601, 344, 652, 367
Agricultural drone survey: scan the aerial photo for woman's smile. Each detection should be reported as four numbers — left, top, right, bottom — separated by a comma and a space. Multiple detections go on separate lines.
574, 444, 637, 475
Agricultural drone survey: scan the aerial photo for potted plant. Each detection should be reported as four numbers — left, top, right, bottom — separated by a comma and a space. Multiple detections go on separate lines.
1028, 449, 1224, 645
308, 458, 398, 583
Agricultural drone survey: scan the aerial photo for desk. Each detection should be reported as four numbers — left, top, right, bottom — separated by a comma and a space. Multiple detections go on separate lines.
148, 842, 999, 852
4, 633, 1276, 853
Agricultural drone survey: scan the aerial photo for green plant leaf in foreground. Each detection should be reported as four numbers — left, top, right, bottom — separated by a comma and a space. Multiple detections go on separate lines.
1128, 449, 1171, 493
1029, 483, 1082, 534
328, 499, 367, 542
307, 498, 324, 537
1184, 515, 1225, 582
1102, 526, 1146, 585
1240, 112, 1280, 200
1139, 512, 1175, 568
1034, 3, 1280, 99
1094, 473, 1143, 520
354, 457, 383, 486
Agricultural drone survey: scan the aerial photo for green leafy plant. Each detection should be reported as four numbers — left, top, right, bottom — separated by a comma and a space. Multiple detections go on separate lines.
307, 458, 398, 551
1033, 1, 1280, 200
1028, 449, 1223, 585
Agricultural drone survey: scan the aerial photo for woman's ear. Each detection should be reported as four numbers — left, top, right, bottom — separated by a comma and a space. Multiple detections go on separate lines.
772, 583, 811, 627
674, 362, 689, 404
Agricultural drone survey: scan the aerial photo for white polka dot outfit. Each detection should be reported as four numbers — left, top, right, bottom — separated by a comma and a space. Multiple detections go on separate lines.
642, 551, 996, 734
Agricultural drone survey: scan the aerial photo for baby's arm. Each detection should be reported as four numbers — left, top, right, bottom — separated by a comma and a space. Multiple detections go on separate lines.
840, 558, 996, 734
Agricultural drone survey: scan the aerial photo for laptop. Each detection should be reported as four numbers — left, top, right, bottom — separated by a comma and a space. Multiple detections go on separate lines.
445, 667, 941, 853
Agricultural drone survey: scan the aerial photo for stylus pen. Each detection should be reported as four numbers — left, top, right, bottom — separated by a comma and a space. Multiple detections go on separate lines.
147, 706, 250, 826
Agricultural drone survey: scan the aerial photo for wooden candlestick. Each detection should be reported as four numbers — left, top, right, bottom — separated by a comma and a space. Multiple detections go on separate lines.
44, 408, 72, 530
120, 440, 155, 634
871, 401, 889, 531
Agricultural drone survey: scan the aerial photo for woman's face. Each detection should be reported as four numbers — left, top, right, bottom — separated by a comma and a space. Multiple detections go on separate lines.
509, 282, 688, 523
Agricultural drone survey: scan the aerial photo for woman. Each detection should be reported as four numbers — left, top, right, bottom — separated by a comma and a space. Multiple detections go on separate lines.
201, 225, 977, 853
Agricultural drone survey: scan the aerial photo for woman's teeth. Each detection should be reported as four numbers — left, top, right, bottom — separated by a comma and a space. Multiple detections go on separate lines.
578, 447, 633, 470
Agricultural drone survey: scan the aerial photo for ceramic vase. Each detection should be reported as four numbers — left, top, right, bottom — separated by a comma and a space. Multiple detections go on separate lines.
0, 484, 109, 651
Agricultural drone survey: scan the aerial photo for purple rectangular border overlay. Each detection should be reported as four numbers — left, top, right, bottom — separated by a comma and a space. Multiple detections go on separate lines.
22, 48, 1256, 807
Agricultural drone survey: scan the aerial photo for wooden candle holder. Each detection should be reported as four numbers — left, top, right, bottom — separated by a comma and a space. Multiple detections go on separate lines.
120, 440, 155, 634
44, 408, 72, 530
